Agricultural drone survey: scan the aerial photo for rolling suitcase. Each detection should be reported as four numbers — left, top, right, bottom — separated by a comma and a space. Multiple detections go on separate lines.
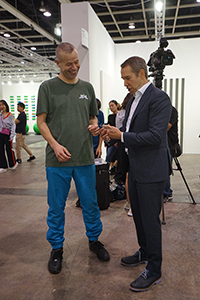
95, 158, 110, 210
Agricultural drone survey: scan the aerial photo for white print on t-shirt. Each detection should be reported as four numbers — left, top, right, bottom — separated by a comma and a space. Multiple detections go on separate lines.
79, 94, 88, 100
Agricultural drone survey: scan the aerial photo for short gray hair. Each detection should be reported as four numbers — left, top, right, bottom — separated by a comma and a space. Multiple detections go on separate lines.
55, 42, 76, 62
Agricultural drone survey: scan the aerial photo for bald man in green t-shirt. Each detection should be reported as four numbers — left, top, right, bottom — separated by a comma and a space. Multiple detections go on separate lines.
37, 42, 110, 274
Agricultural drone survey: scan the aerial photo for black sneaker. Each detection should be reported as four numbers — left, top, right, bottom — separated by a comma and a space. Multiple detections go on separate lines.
16, 159, 22, 163
121, 250, 148, 267
130, 268, 162, 292
89, 241, 110, 262
27, 155, 36, 162
48, 247, 63, 274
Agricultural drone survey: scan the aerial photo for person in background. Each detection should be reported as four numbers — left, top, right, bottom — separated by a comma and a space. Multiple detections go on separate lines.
101, 56, 172, 292
114, 93, 133, 216
106, 100, 119, 174
92, 98, 104, 158
37, 42, 110, 275
15, 102, 36, 163
0, 99, 18, 173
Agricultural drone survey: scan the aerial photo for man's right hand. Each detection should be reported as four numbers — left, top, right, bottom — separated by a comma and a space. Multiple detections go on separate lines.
53, 143, 71, 162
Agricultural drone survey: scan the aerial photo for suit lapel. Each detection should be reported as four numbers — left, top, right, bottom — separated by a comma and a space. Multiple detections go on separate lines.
129, 83, 153, 126
122, 95, 135, 131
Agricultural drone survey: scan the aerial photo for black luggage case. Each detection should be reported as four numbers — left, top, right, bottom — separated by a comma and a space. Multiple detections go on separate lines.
95, 160, 110, 210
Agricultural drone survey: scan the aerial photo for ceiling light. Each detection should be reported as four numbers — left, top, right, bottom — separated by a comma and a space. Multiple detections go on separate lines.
21, 61, 25, 64
39, 1, 46, 12
155, 1, 163, 12
8, 75, 12, 78
128, 22, 135, 29
4, 33, 10, 38
30, 80, 34, 84
31, 46, 37, 51
43, 11, 51, 17
2, 82, 4, 85
8, 81, 12, 85
136, 40, 141, 43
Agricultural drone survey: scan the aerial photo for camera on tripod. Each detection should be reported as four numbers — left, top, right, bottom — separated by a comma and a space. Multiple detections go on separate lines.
147, 38, 175, 89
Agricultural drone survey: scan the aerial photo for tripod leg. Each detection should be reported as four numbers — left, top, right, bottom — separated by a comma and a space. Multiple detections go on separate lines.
173, 157, 196, 205
161, 198, 166, 225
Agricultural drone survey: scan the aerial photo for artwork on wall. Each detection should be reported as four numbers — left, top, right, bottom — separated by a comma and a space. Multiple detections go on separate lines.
9, 94, 36, 131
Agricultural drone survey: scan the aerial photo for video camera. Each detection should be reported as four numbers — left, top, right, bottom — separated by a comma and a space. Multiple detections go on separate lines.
147, 38, 175, 89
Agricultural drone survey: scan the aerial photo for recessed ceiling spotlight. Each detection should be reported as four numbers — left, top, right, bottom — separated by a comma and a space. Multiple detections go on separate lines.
8, 81, 12, 85
135, 40, 141, 43
4, 33, 10, 38
43, 11, 51, 17
31, 46, 37, 51
128, 22, 135, 29
21, 61, 25, 64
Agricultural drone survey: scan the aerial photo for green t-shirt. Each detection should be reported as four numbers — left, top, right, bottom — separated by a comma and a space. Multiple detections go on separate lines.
36, 77, 98, 167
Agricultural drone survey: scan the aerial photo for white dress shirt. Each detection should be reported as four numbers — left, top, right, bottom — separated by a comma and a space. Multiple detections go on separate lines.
121, 81, 151, 143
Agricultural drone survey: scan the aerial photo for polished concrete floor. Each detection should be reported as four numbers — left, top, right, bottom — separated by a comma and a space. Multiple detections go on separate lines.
0, 134, 200, 300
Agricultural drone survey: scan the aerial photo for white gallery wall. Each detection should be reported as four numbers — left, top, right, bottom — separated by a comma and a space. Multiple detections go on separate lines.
2, 82, 41, 133
115, 38, 200, 154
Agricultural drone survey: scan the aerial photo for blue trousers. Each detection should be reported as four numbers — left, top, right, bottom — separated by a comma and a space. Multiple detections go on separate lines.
46, 165, 102, 249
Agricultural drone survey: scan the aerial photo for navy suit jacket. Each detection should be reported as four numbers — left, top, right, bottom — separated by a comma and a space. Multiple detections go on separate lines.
122, 83, 172, 183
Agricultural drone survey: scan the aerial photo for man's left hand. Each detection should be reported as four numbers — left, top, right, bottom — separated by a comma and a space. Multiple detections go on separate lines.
100, 124, 122, 140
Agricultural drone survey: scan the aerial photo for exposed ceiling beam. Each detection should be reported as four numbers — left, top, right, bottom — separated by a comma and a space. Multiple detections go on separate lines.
103, 0, 123, 38
0, 0, 60, 44
97, 2, 200, 16
172, 0, 181, 35
141, 0, 148, 37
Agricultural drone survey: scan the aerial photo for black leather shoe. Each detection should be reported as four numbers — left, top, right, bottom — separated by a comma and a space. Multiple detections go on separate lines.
130, 268, 162, 292
121, 250, 148, 267
16, 159, 22, 163
89, 241, 110, 262
48, 247, 63, 274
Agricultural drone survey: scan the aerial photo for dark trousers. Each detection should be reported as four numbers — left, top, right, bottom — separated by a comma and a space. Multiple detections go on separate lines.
128, 173, 165, 274
0, 133, 16, 168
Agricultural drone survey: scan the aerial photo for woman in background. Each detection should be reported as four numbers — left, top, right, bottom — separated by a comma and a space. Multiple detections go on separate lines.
0, 99, 18, 173
106, 100, 119, 173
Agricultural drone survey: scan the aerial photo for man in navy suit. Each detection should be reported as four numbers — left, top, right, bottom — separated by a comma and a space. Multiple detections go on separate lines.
101, 56, 172, 292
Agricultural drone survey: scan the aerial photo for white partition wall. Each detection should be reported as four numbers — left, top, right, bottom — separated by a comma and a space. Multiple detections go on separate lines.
2, 82, 41, 133
61, 2, 116, 120
115, 38, 200, 154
